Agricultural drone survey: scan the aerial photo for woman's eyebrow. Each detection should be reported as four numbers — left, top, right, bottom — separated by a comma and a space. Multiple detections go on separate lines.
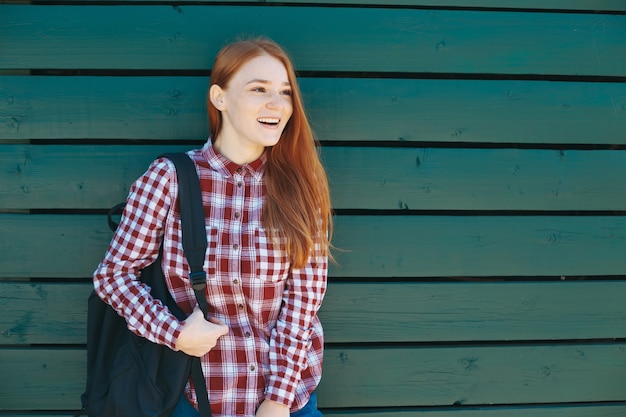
246, 79, 291, 86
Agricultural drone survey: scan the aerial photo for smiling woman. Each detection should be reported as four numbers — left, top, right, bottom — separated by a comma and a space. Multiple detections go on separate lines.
209, 54, 294, 163
207, 38, 333, 270
92, 37, 332, 417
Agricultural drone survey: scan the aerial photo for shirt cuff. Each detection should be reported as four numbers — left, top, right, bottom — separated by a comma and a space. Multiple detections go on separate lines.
162, 317, 184, 351
264, 371, 299, 407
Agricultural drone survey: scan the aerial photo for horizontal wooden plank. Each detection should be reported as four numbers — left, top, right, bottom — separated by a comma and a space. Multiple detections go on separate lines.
1, 344, 624, 409
0, 282, 91, 345
23, 0, 626, 13
306, 79, 626, 145
0, 76, 208, 141
1, 6, 625, 76
3, 145, 626, 210
323, 404, 626, 417
2, 280, 625, 345
2, 76, 625, 144
319, 281, 626, 343
330, 215, 626, 277
0, 349, 87, 410
1, 214, 626, 278
323, 147, 626, 210
269, 0, 626, 12
319, 344, 626, 407
0, 144, 192, 209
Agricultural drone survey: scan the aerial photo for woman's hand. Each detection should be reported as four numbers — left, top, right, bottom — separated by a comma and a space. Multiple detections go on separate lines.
255, 399, 289, 417
175, 306, 229, 357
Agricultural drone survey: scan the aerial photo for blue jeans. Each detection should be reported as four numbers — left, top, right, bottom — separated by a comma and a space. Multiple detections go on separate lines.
171, 392, 323, 417
290, 392, 323, 417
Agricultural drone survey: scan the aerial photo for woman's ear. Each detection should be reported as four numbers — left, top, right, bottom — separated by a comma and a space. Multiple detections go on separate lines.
209, 84, 225, 111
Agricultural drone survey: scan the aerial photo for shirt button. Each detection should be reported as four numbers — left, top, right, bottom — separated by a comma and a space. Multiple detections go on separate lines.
233, 279, 239, 285
238, 304, 244, 310
233, 244, 239, 251
245, 331, 251, 338
237, 181, 243, 187
234, 212, 240, 219
250, 365, 256, 371
236, 167, 243, 173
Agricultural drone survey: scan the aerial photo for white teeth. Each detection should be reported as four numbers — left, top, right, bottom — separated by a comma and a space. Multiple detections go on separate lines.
258, 117, 280, 124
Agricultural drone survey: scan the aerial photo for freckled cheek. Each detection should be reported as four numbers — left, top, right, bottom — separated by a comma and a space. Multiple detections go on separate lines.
284, 102, 294, 119
241, 97, 264, 107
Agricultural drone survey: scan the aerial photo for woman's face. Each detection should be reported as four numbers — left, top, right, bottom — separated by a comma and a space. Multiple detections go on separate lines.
211, 54, 294, 158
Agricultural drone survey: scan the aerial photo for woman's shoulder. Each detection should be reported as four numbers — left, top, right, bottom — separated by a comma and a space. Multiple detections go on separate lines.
129, 155, 178, 200
147, 150, 203, 179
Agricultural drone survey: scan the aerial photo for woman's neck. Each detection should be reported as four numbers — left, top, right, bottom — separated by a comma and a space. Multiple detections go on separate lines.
212, 134, 264, 165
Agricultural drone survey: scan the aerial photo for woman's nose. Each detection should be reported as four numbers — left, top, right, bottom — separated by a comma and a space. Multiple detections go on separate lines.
266, 91, 283, 108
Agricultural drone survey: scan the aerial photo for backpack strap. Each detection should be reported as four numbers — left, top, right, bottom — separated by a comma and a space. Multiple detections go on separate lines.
106, 202, 126, 232
159, 152, 212, 417
160, 153, 209, 314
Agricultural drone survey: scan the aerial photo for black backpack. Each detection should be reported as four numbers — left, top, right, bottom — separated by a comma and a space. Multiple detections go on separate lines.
78, 153, 211, 417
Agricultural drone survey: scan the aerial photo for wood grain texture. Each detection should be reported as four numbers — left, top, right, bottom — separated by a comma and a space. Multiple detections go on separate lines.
323, 147, 626, 210
318, 344, 626, 407
0, 76, 209, 141
323, 404, 626, 417
2, 281, 625, 345
2, 144, 626, 210
0, 282, 92, 345
28, 0, 626, 12
319, 280, 626, 343
2, 76, 625, 144
1, 344, 624, 409
268, 0, 626, 11
0, 144, 192, 209
330, 215, 626, 277
2, 6, 625, 76
1, 214, 626, 278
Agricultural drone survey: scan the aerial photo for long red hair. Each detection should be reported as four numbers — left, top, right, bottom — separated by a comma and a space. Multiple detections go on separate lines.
208, 37, 333, 268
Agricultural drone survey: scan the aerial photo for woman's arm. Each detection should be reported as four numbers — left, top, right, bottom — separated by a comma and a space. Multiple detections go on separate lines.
264, 242, 328, 407
93, 158, 184, 349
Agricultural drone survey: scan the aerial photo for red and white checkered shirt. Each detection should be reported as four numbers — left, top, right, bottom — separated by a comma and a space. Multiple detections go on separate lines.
93, 141, 327, 417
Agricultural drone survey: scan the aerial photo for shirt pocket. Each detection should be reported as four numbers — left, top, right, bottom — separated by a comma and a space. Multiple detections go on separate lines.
253, 228, 290, 283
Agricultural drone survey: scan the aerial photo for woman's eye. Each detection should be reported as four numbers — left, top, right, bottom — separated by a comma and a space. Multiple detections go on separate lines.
252, 87, 265, 93
281, 89, 292, 96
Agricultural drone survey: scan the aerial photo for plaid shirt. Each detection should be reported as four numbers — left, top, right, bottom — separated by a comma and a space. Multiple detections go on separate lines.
93, 141, 327, 417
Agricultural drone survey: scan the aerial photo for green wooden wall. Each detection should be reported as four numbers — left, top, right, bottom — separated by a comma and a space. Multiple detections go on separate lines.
1, 1, 626, 416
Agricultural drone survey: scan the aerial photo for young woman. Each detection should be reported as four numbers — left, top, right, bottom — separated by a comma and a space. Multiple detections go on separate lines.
93, 37, 333, 417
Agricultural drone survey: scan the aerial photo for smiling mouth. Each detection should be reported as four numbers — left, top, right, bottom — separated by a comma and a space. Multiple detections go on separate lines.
257, 117, 280, 126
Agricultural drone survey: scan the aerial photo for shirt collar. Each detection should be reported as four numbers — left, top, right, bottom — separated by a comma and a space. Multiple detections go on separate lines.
201, 139, 266, 180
